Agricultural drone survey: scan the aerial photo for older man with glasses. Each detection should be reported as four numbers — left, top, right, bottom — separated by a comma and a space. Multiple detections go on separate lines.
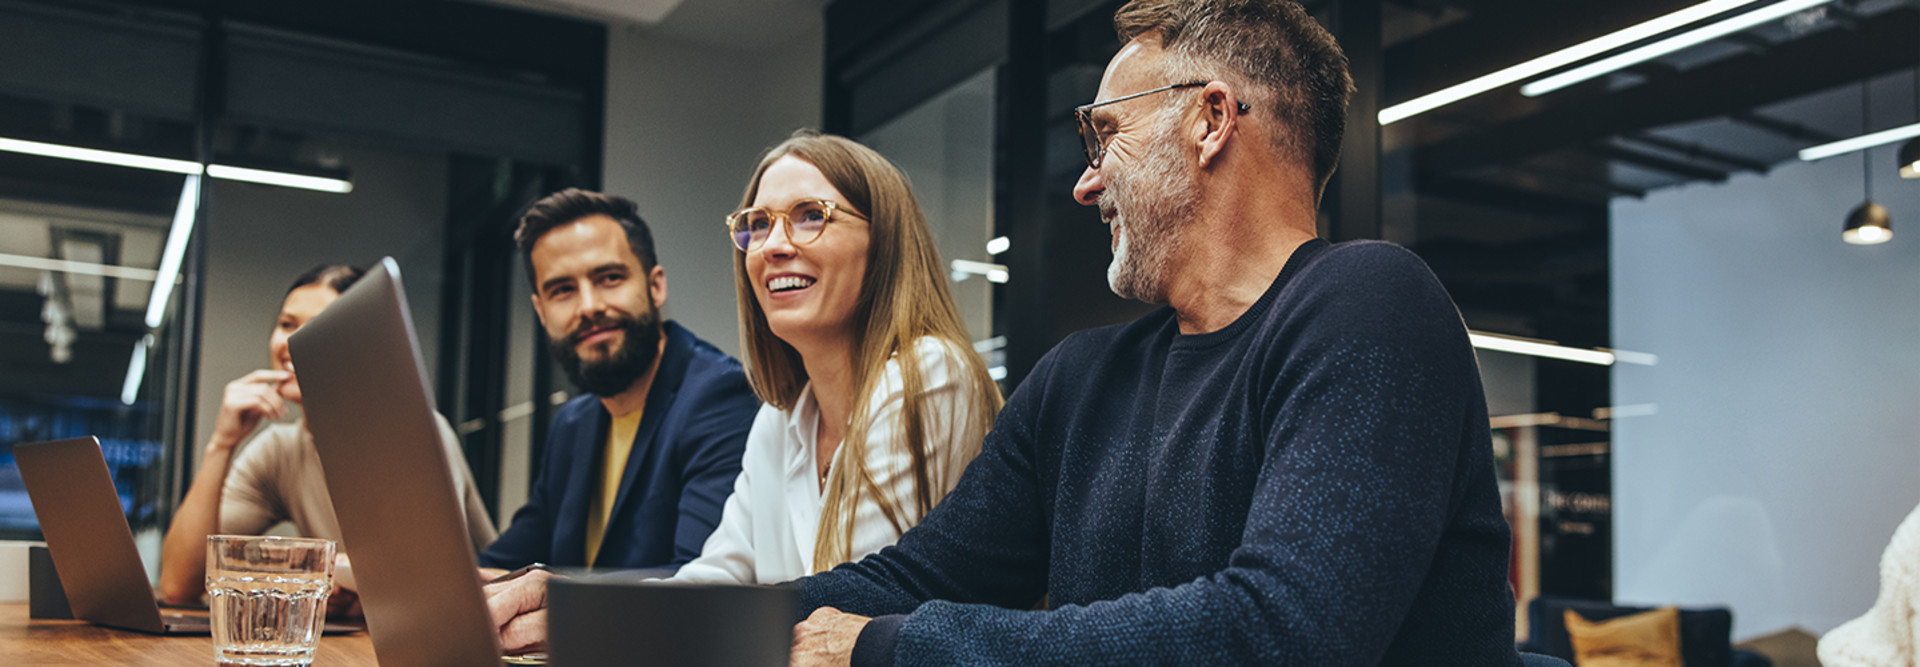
488, 0, 1523, 664
787, 0, 1522, 663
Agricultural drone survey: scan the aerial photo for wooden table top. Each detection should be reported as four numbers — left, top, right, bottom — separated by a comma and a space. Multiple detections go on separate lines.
0, 602, 378, 665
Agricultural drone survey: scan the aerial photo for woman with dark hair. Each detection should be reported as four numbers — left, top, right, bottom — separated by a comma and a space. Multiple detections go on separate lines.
672, 131, 1003, 583
156, 264, 497, 607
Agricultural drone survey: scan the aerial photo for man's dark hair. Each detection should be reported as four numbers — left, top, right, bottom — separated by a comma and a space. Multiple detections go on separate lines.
1114, 0, 1354, 191
514, 188, 659, 287
287, 264, 364, 296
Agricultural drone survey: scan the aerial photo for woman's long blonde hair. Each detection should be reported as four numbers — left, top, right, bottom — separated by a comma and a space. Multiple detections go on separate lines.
731, 130, 1003, 572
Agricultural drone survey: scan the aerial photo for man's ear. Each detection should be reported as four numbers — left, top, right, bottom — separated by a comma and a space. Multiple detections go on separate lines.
1195, 81, 1239, 169
649, 264, 668, 308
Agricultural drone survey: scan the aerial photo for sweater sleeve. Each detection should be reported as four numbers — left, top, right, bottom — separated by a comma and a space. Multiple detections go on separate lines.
813, 245, 1487, 665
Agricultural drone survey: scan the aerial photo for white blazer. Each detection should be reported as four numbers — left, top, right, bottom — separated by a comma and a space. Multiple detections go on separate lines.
669, 337, 988, 584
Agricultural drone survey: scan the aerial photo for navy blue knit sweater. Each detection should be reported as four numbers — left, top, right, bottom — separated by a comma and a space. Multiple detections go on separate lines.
798, 239, 1520, 665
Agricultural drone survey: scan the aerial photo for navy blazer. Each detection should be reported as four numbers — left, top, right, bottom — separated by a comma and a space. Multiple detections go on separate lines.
479, 321, 760, 570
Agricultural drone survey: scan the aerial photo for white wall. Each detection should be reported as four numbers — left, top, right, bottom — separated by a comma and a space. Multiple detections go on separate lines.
1611, 145, 1920, 639
193, 142, 448, 457
600, 22, 824, 358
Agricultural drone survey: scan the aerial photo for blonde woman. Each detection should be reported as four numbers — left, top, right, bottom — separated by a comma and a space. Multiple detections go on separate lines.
662, 130, 1002, 584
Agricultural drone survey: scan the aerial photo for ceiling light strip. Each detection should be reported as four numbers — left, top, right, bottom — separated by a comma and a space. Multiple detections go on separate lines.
1469, 332, 1616, 365
144, 174, 201, 329
121, 334, 152, 406
0, 252, 161, 281
206, 164, 354, 194
1521, 0, 1836, 97
1798, 122, 1920, 162
0, 136, 352, 193
1378, 0, 1762, 125
0, 136, 202, 174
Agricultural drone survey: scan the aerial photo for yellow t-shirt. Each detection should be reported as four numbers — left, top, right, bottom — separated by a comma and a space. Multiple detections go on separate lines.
584, 408, 645, 567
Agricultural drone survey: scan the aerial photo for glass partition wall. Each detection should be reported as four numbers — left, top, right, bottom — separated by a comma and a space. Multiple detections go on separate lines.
860, 68, 1003, 377
0, 0, 605, 558
0, 193, 182, 538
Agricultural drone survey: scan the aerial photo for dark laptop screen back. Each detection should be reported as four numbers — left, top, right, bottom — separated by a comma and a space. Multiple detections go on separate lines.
288, 257, 501, 666
548, 578, 800, 667
14, 437, 166, 633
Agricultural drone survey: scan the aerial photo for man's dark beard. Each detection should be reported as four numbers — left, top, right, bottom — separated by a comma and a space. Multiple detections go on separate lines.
549, 307, 663, 397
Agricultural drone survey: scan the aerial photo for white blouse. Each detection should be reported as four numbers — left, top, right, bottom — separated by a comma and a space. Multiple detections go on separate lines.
669, 337, 988, 584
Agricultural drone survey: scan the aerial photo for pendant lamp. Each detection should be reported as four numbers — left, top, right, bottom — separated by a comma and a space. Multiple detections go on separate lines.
1847, 81, 1893, 245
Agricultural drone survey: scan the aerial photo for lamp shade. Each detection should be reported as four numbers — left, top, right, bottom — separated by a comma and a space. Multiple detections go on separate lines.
1843, 200, 1893, 245
1901, 138, 1920, 178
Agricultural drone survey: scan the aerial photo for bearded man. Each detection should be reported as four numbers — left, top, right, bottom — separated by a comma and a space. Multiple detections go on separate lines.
477, 188, 759, 573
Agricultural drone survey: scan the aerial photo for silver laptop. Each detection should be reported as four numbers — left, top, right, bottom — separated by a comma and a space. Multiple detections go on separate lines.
16, 436, 361, 635
289, 257, 505, 666
14, 436, 212, 634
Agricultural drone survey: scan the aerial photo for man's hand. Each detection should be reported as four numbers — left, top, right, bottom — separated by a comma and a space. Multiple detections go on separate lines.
484, 568, 552, 653
326, 554, 362, 619
324, 584, 361, 619
790, 607, 870, 667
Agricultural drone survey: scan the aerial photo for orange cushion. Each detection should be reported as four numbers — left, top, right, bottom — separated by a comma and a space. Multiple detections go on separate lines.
1564, 606, 1685, 667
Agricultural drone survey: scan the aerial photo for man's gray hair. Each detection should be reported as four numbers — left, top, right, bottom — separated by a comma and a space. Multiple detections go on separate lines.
1114, 0, 1354, 190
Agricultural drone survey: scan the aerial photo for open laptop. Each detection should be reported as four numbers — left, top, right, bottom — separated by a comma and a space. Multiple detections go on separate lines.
288, 257, 507, 666
14, 436, 208, 634
14, 437, 360, 635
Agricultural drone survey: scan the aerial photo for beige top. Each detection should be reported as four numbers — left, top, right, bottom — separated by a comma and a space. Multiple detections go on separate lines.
218, 415, 499, 553
1819, 503, 1920, 666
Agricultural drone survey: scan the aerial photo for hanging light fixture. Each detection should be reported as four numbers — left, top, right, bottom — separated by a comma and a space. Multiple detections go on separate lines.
1847, 81, 1893, 245
1845, 201, 1892, 244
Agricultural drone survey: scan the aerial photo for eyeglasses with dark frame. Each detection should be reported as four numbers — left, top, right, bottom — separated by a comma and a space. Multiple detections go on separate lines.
1073, 80, 1253, 169
725, 199, 867, 252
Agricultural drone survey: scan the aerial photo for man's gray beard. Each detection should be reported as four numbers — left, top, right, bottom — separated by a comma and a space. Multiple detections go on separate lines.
1102, 110, 1200, 304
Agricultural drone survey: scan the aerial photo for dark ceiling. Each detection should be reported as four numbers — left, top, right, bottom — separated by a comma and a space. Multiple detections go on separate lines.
1364, 0, 1909, 352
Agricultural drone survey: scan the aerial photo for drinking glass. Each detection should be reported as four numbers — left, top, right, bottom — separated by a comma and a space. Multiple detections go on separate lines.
206, 535, 336, 666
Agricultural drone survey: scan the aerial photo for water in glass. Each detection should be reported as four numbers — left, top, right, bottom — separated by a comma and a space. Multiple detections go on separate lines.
207, 535, 334, 666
